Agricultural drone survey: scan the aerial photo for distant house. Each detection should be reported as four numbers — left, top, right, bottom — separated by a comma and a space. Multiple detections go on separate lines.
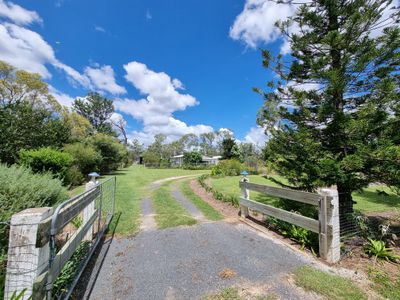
170, 154, 222, 167
170, 154, 184, 166
202, 155, 222, 166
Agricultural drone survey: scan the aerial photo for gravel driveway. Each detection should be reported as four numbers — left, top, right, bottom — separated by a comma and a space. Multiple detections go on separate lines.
76, 178, 314, 300
81, 221, 312, 300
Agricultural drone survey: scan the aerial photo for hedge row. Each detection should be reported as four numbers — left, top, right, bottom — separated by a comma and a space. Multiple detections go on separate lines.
197, 174, 239, 207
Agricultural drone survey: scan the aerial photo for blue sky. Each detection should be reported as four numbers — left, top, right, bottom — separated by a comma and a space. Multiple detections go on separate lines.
0, 0, 297, 145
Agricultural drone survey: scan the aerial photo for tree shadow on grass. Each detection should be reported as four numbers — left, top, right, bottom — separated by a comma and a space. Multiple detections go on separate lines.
354, 189, 400, 211
73, 212, 121, 299
103, 170, 128, 176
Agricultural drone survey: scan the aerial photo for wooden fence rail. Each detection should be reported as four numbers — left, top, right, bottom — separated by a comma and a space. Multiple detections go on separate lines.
4, 177, 116, 300
239, 178, 340, 263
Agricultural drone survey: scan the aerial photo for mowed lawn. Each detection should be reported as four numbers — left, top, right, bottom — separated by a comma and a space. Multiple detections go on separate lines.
69, 165, 209, 235
210, 175, 400, 213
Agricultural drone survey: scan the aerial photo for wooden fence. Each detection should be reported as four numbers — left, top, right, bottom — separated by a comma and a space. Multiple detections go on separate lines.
239, 178, 340, 263
4, 177, 116, 300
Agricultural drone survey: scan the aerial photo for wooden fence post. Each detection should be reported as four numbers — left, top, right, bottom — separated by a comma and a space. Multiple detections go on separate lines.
4, 207, 53, 300
240, 177, 250, 219
318, 188, 340, 263
83, 177, 98, 240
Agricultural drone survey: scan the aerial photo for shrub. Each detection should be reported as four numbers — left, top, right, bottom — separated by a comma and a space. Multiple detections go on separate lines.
265, 199, 319, 252
64, 165, 85, 186
142, 151, 161, 167
211, 159, 243, 177
197, 175, 239, 206
183, 151, 202, 166
88, 133, 128, 173
64, 143, 102, 176
19, 147, 73, 185
0, 163, 67, 233
0, 164, 67, 297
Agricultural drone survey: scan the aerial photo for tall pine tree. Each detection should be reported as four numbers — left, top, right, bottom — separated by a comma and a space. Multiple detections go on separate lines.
257, 0, 399, 227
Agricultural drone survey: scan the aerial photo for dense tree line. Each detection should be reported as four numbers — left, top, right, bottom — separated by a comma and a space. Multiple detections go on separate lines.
0, 60, 130, 186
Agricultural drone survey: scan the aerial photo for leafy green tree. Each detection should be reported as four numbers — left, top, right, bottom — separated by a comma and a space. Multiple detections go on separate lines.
88, 133, 128, 173
0, 103, 70, 164
0, 60, 60, 110
183, 151, 203, 165
73, 92, 115, 135
181, 133, 199, 150
142, 151, 161, 167
0, 61, 69, 164
64, 142, 102, 175
239, 143, 259, 163
256, 0, 400, 221
129, 139, 144, 162
200, 132, 217, 156
147, 134, 166, 159
61, 110, 94, 142
221, 138, 240, 160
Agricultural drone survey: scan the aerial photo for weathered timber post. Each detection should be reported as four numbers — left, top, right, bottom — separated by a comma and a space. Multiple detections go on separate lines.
4, 207, 53, 300
318, 188, 340, 263
240, 171, 250, 219
83, 172, 99, 240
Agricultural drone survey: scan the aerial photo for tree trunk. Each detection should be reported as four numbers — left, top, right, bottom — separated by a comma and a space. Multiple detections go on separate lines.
337, 184, 355, 234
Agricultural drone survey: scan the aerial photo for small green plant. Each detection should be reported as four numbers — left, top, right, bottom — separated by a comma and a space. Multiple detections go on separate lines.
52, 241, 91, 298
10, 289, 30, 300
71, 216, 83, 229
364, 238, 400, 262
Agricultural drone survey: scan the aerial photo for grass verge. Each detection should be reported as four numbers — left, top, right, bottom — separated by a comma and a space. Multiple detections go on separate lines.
210, 175, 400, 213
152, 182, 197, 229
293, 266, 367, 300
368, 267, 400, 300
69, 165, 208, 235
180, 180, 223, 221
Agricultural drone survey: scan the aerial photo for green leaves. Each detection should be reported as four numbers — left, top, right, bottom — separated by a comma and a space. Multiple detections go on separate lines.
256, 0, 400, 210
364, 238, 400, 262
73, 92, 115, 135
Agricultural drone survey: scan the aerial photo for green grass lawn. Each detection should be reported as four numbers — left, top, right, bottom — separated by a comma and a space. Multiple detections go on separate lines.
180, 180, 223, 221
293, 266, 367, 300
353, 185, 400, 213
69, 165, 209, 235
210, 175, 400, 213
210, 175, 287, 205
152, 182, 197, 229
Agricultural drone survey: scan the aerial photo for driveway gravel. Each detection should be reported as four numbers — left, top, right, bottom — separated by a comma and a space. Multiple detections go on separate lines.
84, 221, 313, 300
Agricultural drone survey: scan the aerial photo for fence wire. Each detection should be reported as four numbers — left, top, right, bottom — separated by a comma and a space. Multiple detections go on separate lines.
2, 177, 116, 300
339, 203, 400, 259
50, 177, 116, 300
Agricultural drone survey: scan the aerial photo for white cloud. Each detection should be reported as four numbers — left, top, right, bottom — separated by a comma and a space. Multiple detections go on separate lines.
0, 2, 129, 95
84, 65, 126, 94
0, 23, 56, 78
230, 0, 399, 52
115, 62, 213, 145
229, 0, 294, 49
0, 0, 42, 25
244, 126, 269, 147
48, 86, 75, 108
94, 25, 106, 33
